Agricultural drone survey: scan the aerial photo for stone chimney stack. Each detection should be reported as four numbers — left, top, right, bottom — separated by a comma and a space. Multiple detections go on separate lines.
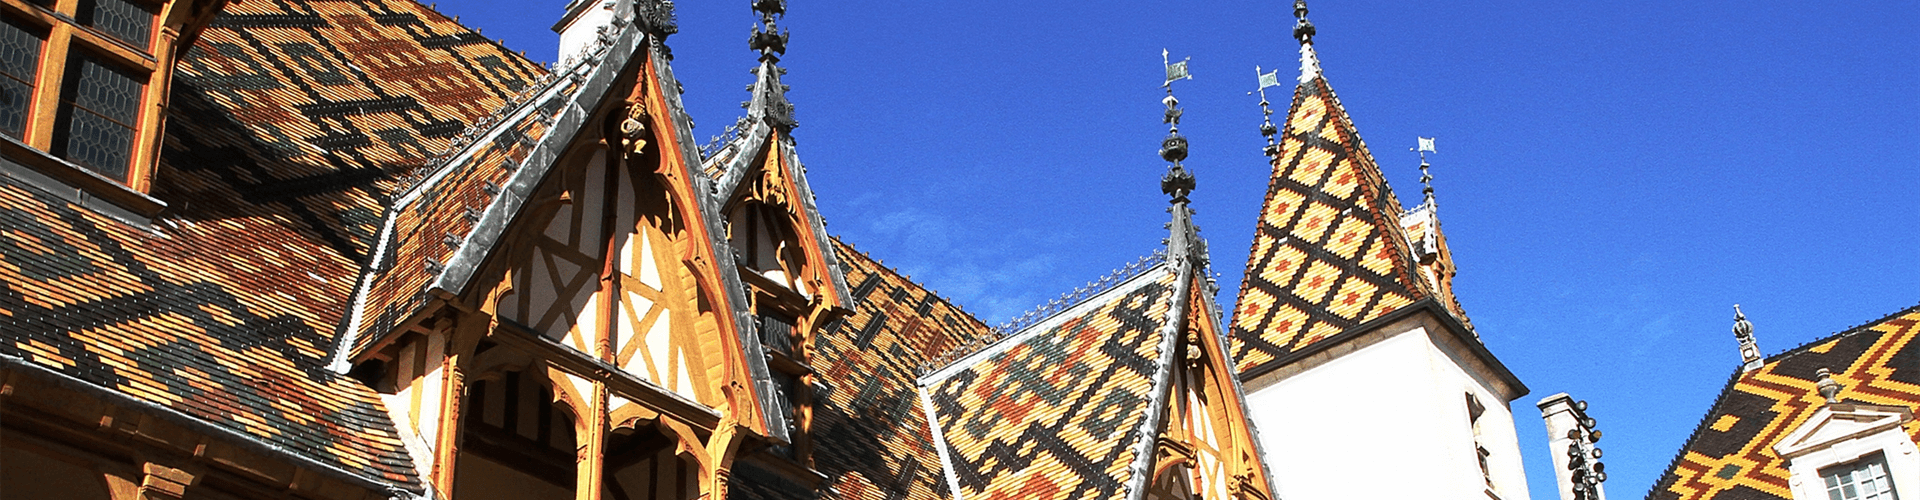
1539, 393, 1607, 500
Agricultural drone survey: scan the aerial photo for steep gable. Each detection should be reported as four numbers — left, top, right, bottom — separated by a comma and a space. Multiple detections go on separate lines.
1649, 304, 1920, 500
1228, 75, 1430, 375
923, 262, 1180, 500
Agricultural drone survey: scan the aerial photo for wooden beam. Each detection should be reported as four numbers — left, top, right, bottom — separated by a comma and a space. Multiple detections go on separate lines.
490, 321, 722, 431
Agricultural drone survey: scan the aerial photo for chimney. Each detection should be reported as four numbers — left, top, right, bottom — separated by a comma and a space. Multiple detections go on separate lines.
552, 0, 631, 62
1538, 393, 1607, 500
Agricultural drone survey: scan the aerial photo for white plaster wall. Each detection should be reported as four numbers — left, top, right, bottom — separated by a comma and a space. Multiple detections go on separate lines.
1246, 323, 1531, 500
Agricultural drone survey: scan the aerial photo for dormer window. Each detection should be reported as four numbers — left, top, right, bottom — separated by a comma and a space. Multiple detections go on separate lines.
0, 0, 214, 216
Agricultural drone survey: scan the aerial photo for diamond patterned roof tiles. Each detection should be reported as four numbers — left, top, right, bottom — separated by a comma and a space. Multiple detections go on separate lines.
1228, 76, 1430, 375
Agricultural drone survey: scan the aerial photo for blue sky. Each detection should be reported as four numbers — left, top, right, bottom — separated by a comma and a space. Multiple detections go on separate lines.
435, 0, 1917, 497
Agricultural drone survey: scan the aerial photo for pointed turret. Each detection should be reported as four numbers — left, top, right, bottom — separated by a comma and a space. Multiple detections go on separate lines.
1227, 0, 1438, 374
1224, 7, 1534, 500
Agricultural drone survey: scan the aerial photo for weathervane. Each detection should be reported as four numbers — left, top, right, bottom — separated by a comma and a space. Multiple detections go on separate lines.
1159, 49, 1194, 202
1159, 50, 1203, 266
1254, 66, 1283, 156
1412, 137, 1436, 208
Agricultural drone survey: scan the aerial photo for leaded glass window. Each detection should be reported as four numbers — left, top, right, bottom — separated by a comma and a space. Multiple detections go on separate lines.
1822, 453, 1898, 500
760, 312, 796, 355
767, 370, 799, 458
0, 17, 42, 139
54, 53, 142, 181
77, 0, 154, 48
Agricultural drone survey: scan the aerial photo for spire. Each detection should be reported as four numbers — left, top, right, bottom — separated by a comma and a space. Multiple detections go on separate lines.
1160, 50, 1204, 269
1732, 304, 1764, 372
1293, 0, 1321, 83
1414, 137, 1437, 211
745, 0, 796, 131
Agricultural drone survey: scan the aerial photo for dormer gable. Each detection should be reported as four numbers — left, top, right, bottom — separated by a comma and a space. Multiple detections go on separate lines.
1773, 403, 1916, 460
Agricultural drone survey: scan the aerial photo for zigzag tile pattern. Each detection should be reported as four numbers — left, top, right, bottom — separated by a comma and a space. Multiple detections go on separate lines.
729, 239, 1001, 500
1, 0, 542, 488
927, 267, 1177, 500
1228, 76, 1426, 374
1650, 304, 1920, 500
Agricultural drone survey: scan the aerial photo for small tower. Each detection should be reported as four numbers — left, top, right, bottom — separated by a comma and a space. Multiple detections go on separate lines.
1733, 305, 1764, 372
1228, 3, 1532, 500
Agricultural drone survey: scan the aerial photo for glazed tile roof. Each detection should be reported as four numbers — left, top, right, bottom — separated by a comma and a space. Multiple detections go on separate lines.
1228, 75, 1430, 375
343, 63, 574, 356
1649, 304, 1920, 500
923, 264, 1181, 500
728, 239, 1001, 500
1, 0, 545, 489
343, 11, 656, 358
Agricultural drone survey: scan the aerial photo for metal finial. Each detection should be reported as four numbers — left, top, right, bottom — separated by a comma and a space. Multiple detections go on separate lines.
1292, 0, 1316, 43
1412, 137, 1436, 208
1732, 304, 1753, 339
1815, 368, 1843, 404
1160, 50, 1195, 202
1253, 66, 1282, 156
749, 0, 789, 61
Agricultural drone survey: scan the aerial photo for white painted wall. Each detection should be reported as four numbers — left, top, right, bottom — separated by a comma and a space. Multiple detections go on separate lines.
1244, 319, 1530, 500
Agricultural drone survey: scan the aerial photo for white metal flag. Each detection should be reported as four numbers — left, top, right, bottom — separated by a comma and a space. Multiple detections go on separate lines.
1257, 66, 1282, 89
1163, 49, 1191, 86
1417, 137, 1436, 153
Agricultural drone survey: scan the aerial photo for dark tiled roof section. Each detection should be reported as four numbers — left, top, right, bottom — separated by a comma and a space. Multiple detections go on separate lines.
926, 267, 1177, 500
1648, 304, 1920, 500
0, 0, 546, 489
163, 0, 544, 264
1227, 76, 1428, 374
0, 175, 419, 487
738, 238, 1000, 500
347, 77, 573, 354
